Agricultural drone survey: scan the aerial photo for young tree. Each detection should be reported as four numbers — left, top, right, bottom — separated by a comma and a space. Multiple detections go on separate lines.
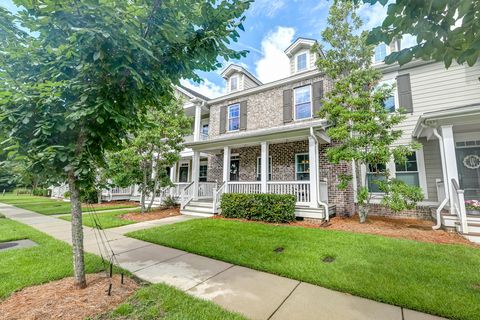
107, 99, 191, 213
0, 0, 251, 288
360, 0, 480, 68
315, 0, 423, 223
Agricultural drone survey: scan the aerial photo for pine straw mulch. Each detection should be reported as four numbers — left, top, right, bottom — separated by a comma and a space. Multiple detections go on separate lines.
212, 215, 474, 246
84, 201, 139, 209
0, 274, 139, 320
121, 207, 180, 222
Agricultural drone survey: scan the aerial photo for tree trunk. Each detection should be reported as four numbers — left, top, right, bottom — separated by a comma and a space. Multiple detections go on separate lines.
356, 159, 370, 224
68, 171, 87, 289
97, 189, 102, 204
147, 160, 159, 212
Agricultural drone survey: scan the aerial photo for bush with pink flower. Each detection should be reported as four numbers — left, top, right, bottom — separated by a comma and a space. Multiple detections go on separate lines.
465, 200, 480, 211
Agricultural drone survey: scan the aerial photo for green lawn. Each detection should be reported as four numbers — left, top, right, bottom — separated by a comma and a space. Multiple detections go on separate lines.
0, 194, 137, 215
0, 217, 109, 299
95, 283, 245, 320
60, 209, 141, 229
127, 218, 480, 320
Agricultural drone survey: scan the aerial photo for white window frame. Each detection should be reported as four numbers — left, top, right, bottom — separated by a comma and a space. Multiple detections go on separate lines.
372, 43, 391, 64
256, 156, 272, 181
295, 50, 309, 73
178, 161, 190, 183
295, 153, 310, 181
227, 103, 240, 132
230, 75, 238, 92
293, 85, 313, 121
390, 147, 428, 199
377, 78, 398, 113
199, 162, 208, 182
366, 163, 387, 194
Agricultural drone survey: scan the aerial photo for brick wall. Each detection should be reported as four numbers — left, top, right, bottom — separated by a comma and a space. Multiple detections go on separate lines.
361, 203, 435, 220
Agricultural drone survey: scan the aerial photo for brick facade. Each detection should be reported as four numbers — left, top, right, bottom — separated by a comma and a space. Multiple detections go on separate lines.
362, 204, 435, 220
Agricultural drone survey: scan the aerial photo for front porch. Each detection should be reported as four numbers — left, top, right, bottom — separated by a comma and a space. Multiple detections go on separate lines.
414, 105, 480, 243
182, 122, 338, 220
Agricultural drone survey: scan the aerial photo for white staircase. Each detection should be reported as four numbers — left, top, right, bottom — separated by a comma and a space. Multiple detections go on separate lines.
441, 213, 480, 244
181, 199, 214, 217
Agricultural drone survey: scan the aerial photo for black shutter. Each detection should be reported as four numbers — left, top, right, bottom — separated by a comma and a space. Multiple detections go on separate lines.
397, 74, 413, 113
240, 101, 247, 130
283, 89, 293, 123
312, 81, 323, 117
219, 106, 227, 134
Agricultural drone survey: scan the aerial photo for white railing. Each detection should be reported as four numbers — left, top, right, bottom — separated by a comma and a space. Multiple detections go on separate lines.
267, 181, 311, 204
51, 184, 69, 198
451, 178, 468, 234
228, 182, 262, 194
198, 182, 217, 199
180, 181, 194, 210
110, 187, 132, 195
436, 179, 446, 203
171, 182, 189, 198
213, 182, 226, 214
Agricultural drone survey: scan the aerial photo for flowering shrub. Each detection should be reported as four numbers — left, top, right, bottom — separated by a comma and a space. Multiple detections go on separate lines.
465, 200, 480, 211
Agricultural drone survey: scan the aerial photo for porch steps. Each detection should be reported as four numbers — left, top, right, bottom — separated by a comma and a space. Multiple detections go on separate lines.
443, 213, 480, 244
181, 200, 214, 217
295, 205, 336, 220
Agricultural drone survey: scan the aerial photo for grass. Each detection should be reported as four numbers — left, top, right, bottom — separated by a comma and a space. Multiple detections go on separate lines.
0, 218, 110, 299
127, 218, 480, 320
95, 283, 245, 320
0, 194, 137, 215
60, 209, 141, 229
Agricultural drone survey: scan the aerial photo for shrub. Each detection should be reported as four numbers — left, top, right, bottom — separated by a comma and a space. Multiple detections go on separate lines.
14, 188, 32, 195
32, 188, 50, 197
162, 196, 178, 209
220, 193, 296, 223
0, 213, 5, 219
63, 191, 71, 199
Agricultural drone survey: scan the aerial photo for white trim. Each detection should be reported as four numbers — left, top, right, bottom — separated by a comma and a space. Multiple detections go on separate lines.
293, 85, 313, 121
178, 160, 190, 183
416, 147, 428, 199
295, 153, 310, 181
256, 156, 272, 179
227, 103, 240, 132
230, 75, 239, 92
372, 43, 391, 65
295, 50, 309, 73
454, 132, 480, 143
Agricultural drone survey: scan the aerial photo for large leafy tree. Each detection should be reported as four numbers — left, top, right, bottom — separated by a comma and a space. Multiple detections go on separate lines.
0, 0, 251, 288
315, 0, 423, 223
362, 0, 480, 67
107, 99, 191, 213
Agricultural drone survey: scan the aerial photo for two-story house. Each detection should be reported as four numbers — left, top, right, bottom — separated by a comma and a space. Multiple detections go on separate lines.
175, 37, 480, 243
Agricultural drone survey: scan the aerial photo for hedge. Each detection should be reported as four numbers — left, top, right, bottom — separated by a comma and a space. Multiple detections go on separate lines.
220, 193, 296, 223
32, 188, 50, 197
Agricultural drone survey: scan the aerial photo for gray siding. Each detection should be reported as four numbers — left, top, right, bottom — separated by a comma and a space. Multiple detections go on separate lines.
421, 138, 443, 201
243, 75, 258, 90
289, 50, 317, 75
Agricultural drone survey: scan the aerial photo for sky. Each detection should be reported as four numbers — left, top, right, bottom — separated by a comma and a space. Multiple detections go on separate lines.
1, 0, 409, 99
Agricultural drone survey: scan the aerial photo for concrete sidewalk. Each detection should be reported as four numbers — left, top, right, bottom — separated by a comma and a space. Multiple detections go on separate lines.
0, 202, 445, 320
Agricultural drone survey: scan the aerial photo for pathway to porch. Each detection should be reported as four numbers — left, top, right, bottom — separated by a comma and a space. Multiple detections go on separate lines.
0, 202, 444, 320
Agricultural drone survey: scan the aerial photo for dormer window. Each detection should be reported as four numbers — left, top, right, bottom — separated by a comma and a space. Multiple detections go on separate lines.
373, 43, 389, 63
230, 76, 238, 92
295, 52, 308, 72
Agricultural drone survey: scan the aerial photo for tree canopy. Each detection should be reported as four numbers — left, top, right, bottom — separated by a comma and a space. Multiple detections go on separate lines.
362, 0, 480, 67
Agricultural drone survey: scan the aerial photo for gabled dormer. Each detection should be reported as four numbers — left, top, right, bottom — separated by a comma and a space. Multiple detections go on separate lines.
284, 38, 320, 75
221, 64, 262, 94
372, 38, 402, 64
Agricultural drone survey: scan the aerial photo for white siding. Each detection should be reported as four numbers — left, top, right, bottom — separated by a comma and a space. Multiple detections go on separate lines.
244, 75, 258, 90
388, 62, 480, 145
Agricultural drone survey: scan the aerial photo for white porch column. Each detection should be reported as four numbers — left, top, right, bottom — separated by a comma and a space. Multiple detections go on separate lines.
308, 135, 319, 208
441, 125, 459, 215
194, 104, 202, 142
223, 146, 231, 191
261, 141, 269, 193
192, 151, 200, 200
170, 162, 177, 183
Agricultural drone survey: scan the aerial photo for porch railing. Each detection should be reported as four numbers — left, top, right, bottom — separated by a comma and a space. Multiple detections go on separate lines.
267, 181, 310, 204
227, 182, 262, 194
180, 181, 194, 210
198, 182, 217, 199
212, 182, 226, 214
451, 178, 468, 234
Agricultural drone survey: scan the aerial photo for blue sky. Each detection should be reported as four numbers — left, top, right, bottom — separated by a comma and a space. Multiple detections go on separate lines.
1, 0, 400, 98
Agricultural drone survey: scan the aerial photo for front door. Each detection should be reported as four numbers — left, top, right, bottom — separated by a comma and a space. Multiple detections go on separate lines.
178, 163, 189, 183
455, 143, 480, 200
230, 159, 240, 181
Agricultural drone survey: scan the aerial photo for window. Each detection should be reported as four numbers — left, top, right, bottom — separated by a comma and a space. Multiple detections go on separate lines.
228, 104, 240, 131
178, 163, 189, 183
295, 154, 310, 180
395, 153, 419, 186
256, 157, 272, 181
367, 163, 386, 193
199, 164, 208, 182
377, 80, 396, 113
230, 76, 238, 91
294, 85, 312, 120
201, 123, 209, 136
373, 43, 388, 63
296, 52, 308, 72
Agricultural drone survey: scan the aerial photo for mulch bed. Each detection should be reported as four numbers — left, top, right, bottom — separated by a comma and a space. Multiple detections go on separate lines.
121, 207, 180, 222
0, 274, 139, 320
212, 215, 473, 246
84, 201, 139, 208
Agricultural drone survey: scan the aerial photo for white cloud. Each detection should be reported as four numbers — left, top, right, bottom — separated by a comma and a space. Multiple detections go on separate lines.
255, 26, 295, 83
180, 78, 226, 99
358, 2, 388, 31
249, 0, 286, 17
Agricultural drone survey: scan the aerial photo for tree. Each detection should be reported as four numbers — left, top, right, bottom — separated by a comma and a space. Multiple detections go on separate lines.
107, 99, 191, 213
361, 0, 480, 68
315, 0, 424, 223
0, 0, 251, 288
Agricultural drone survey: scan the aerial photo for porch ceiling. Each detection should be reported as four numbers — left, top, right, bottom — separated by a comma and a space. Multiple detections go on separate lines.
413, 104, 480, 139
185, 120, 329, 152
